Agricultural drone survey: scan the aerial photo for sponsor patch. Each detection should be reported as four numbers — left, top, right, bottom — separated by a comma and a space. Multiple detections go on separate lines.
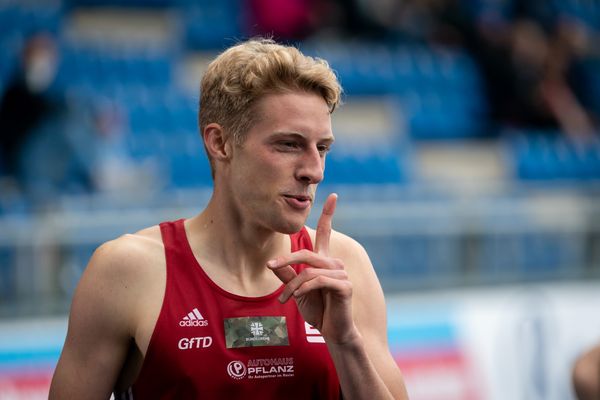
224, 316, 289, 348
227, 358, 295, 380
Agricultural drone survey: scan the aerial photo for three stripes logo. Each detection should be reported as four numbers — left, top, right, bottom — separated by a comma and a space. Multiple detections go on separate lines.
180, 308, 209, 327
304, 322, 325, 343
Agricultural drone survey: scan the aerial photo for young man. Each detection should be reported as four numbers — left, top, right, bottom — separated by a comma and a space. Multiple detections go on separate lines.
50, 38, 409, 399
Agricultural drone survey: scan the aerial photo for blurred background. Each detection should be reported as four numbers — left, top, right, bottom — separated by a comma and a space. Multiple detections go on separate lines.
0, 0, 599, 399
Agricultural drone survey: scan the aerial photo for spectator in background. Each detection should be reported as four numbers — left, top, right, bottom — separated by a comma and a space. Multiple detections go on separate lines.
327, 0, 401, 39
0, 33, 105, 206
506, 19, 570, 131
539, 18, 599, 140
447, 0, 599, 140
0, 33, 62, 187
329, 0, 461, 42
508, 17, 597, 140
573, 343, 600, 400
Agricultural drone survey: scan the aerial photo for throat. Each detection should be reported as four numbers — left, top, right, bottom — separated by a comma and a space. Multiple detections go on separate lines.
184, 214, 293, 297
210, 265, 284, 298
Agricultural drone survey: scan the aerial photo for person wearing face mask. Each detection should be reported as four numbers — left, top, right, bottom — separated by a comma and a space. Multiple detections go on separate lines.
0, 32, 98, 202
0, 33, 62, 189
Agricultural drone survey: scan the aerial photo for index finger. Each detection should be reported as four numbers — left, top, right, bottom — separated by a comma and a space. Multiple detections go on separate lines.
315, 193, 337, 255
268, 262, 298, 285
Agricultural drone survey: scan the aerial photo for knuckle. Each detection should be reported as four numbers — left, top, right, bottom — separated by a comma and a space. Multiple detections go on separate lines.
299, 268, 315, 280
317, 225, 329, 233
343, 281, 353, 295
299, 249, 312, 257
315, 275, 328, 285
275, 255, 287, 264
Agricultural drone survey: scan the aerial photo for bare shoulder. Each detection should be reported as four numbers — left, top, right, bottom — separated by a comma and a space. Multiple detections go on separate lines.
98, 224, 163, 257
68, 224, 165, 336
90, 225, 163, 276
76, 225, 165, 313
50, 225, 166, 398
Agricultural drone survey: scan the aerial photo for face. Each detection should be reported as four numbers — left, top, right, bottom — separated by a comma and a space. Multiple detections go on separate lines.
225, 91, 334, 234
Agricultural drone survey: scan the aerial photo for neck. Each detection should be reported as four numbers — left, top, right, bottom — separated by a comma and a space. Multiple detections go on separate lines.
186, 194, 292, 284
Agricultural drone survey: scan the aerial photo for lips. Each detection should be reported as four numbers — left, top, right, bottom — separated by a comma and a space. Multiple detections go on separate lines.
282, 194, 313, 210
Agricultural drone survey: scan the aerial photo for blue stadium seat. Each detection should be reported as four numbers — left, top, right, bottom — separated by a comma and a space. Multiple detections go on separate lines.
357, 232, 461, 286
125, 130, 168, 159
127, 92, 196, 134
305, 41, 488, 135
66, 0, 179, 7
477, 229, 585, 282
57, 46, 174, 95
510, 131, 600, 181
324, 152, 405, 185
0, 4, 63, 36
168, 152, 212, 188
182, 0, 242, 50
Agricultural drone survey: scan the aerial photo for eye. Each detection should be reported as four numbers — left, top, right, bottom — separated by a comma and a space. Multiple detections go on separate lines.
317, 144, 331, 155
276, 141, 301, 151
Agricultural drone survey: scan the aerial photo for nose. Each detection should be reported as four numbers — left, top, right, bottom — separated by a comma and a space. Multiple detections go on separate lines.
296, 146, 324, 184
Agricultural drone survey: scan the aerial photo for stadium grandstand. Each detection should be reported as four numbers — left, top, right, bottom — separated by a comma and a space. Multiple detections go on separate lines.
0, 0, 599, 399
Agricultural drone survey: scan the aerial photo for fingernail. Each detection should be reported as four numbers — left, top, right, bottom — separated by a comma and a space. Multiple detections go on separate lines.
267, 260, 276, 268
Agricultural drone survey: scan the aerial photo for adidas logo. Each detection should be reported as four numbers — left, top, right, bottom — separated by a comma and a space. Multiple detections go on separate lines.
305, 322, 325, 343
180, 308, 209, 327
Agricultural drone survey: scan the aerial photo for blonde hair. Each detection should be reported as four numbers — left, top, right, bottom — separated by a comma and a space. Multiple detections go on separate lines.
199, 38, 342, 163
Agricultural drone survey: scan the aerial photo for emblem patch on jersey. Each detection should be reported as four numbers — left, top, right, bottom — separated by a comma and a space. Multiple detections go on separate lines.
224, 316, 289, 348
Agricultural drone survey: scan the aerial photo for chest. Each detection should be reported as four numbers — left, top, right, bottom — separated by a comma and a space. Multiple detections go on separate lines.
135, 281, 339, 398
127, 222, 340, 398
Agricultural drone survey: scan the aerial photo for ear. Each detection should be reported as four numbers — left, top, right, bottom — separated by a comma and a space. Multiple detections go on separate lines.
203, 123, 232, 162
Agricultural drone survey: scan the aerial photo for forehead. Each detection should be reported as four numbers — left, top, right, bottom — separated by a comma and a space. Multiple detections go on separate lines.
251, 91, 333, 137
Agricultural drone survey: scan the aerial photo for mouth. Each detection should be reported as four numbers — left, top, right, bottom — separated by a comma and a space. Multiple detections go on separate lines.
282, 194, 313, 210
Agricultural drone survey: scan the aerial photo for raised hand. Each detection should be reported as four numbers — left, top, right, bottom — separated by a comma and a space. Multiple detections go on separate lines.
267, 193, 357, 344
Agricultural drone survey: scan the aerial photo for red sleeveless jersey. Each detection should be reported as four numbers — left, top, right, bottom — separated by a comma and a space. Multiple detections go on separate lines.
117, 219, 341, 399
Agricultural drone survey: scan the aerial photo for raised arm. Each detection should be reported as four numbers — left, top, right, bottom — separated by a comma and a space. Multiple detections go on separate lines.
268, 194, 409, 399
49, 238, 142, 399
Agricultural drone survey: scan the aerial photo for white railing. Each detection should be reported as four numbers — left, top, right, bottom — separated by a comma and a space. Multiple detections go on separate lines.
0, 183, 599, 316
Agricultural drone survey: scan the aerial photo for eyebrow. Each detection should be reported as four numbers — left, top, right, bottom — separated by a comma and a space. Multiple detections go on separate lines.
270, 131, 335, 143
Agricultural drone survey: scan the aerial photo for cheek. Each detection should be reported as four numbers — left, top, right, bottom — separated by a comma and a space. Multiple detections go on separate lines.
231, 147, 291, 188
238, 163, 276, 187
250, 156, 287, 180
232, 161, 275, 200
